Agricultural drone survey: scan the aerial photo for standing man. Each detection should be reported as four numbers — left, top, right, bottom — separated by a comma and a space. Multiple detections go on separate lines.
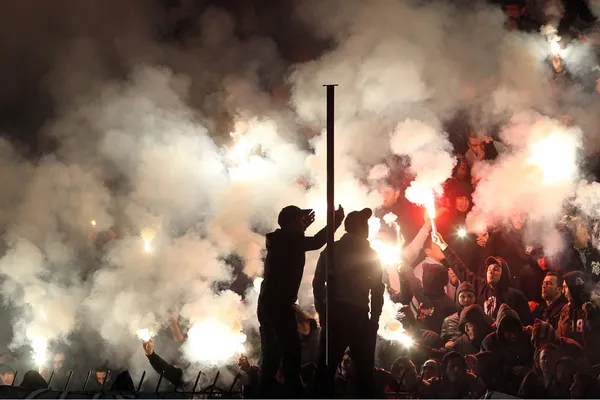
313, 208, 385, 398
257, 204, 344, 398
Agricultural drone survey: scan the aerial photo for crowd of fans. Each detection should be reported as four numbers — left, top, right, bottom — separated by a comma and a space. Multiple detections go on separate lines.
0, 0, 600, 398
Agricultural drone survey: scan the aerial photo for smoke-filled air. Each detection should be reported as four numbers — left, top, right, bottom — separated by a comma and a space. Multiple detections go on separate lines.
1, 0, 600, 395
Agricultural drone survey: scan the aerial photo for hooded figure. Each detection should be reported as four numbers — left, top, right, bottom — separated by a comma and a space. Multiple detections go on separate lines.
441, 282, 476, 342
557, 271, 600, 364
418, 263, 457, 334
313, 208, 384, 398
482, 305, 534, 366
258, 204, 344, 398
428, 351, 486, 398
441, 240, 533, 325
448, 305, 495, 356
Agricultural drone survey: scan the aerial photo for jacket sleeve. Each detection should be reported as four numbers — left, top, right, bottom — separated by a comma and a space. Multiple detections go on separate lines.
146, 352, 183, 387
313, 250, 327, 315
396, 267, 422, 305
304, 219, 343, 251
402, 222, 430, 267
370, 258, 385, 321
443, 246, 486, 292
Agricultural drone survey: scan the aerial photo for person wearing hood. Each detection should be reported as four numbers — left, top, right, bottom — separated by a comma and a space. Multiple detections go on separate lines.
481, 304, 534, 394
428, 351, 486, 398
531, 272, 568, 329
258, 204, 344, 398
294, 305, 320, 368
492, 212, 545, 303
557, 271, 600, 365
312, 208, 384, 399
389, 356, 433, 397
558, 216, 600, 282
432, 232, 533, 325
441, 282, 476, 343
450, 305, 495, 357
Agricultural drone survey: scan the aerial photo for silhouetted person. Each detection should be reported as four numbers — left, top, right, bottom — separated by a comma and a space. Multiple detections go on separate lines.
313, 208, 384, 398
257, 204, 344, 398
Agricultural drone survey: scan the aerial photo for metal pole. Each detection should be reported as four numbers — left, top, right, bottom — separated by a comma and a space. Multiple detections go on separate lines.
47, 371, 55, 389
191, 371, 202, 396
100, 370, 110, 392
82, 371, 91, 391
63, 371, 73, 391
11, 371, 18, 386
136, 371, 146, 392
155, 371, 164, 393
324, 83, 337, 396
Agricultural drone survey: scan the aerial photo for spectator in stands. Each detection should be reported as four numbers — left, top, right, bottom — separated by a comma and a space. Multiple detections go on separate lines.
555, 357, 577, 398
0, 365, 14, 385
433, 233, 533, 325
442, 282, 477, 343
530, 320, 585, 368
428, 351, 486, 398
558, 271, 600, 365
420, 359, 441, 380
518, 343, 561, 398
451, 305, 495, 357
531, 272, 568, 328
389, 356, 432, 397
482, 304, 534, 394
502, 0, 541, 32
558, 216, 600, 281
465, 131, 506, 167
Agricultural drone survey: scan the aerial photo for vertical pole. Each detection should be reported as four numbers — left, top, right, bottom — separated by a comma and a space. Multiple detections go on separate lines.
324, 84, 337, 385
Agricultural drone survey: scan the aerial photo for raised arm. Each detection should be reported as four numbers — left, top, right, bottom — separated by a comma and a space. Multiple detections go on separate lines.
402, 219, 431, 267
303, 206, 345, 251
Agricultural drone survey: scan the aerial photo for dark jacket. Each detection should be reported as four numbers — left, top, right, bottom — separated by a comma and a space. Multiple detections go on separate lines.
481, 304, 534, 370
441, 282, 475, 342
443, 248, 533, 325
259, 224, 335, 309
146, 352, 184, 389
532, 294, 568, 329
419, 263, 457, 334
313, 233, 384, 319
560, 242, 600, 282
519, 369, 560, 399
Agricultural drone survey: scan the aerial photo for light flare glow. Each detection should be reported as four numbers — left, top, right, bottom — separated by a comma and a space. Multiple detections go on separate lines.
456, 227, 467, 238
137, 328, 154, 341
32, 336, 48, 366
405, 183, 437, 234
184, 320, 247, 365
528, 132, 578, 184
380, 319, 413, 347
253, 277, 263, 294
368, 217, 403, 267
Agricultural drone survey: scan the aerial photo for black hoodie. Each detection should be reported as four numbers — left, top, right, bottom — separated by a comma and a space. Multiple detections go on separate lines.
447, 305, 495, 357
419, 263, 457, 334
481, 304, 534, 370
443, 248, 533, 325
441, 282, 475, 342
259, 223, 338, 309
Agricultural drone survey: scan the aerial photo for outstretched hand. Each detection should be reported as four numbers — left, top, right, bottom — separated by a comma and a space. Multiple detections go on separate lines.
432, 232, 448, 251
302, 210, 316, 229
335, 204, 345, 222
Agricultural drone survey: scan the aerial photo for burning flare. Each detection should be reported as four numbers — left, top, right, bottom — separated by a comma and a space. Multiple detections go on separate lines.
141, 228, 156, 254
90, 220, 97, 228
137, 328, 154, 342
380, 319, 413, 347
528, 132, 578, 184
368, 216, 403, 266
456, 227, 467, 239
32, 336, 48, 366
184, 320, 247, 365
405, 183, 437, 234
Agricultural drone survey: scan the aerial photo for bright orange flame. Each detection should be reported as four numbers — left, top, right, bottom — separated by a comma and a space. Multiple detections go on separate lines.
405, 183, 437, 234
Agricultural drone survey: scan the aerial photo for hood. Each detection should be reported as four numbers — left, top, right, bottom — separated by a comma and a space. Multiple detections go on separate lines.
458, 305, 494, 338
532, 320, 558, 345
564, 271, 592, 307
495, 304, 522, 340
20, 370, 47, 391
110, 370, 136, 392
422, 262, 449, 297
485, 256, 511, 290
295, 304, 318, 330
456, 281, 475, 311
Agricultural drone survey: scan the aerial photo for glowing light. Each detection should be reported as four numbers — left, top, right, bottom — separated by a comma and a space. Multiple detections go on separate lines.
184, 320, 247, 365
137, 329, 154, 342
228, 136, 254, 165
141, 228, 156, 254
32, 337, 48, 366
528, 132, 578, 184
253, 277, 264, 294
456, 227, 467, 239
368, 217, 403, 267
550, 39, 562, 56
90, 220, 97, 227
405, 183, 437, 234
380, 319, 413, 347
40, 309, 47, 320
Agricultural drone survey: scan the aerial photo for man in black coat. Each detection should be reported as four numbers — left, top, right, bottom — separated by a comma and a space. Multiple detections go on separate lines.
257, 204, 344, 398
